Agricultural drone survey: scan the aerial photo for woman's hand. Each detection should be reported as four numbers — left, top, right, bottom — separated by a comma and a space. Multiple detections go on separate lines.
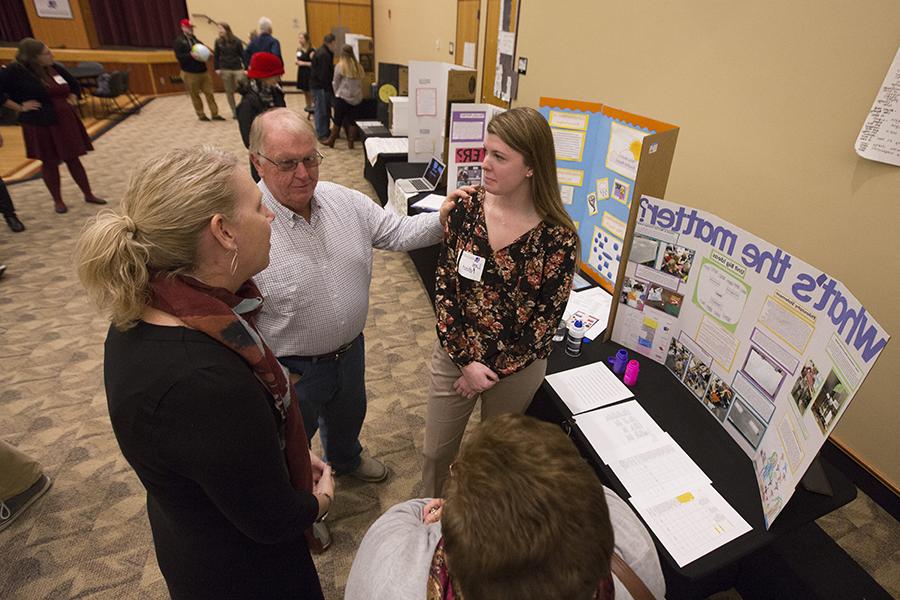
422, 498, 444, 524
67, 94, 78, 106
20, 100, 41, 112
439, 185, 477, 227
309, 450, 327, 484
454, 361, 499, 399
313, 461, 335, 520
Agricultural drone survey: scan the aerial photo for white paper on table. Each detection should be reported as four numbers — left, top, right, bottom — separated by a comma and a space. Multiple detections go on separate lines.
562, 286, 613, 340
574, 400, 667, 460
855, 46, 900, 166
572, 273, 592, 290
546, 361, 633, 416
411, 193, 445, 212
364, 137, 409, 166
608, 434, 711, 499
629, 484, 752, 567
356, 120, 385, 128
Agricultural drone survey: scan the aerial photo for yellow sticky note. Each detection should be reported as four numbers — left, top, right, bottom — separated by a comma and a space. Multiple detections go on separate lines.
676, 492, 694, 504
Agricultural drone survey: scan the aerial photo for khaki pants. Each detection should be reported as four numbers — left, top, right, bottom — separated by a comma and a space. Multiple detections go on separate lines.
180, 70, 219, 118
422, 341, 547, 497
0, 440, 42, 502
218, 69, 245, 116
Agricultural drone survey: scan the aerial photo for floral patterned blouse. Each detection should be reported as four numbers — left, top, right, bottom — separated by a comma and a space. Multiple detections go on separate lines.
435, 188, 577, 377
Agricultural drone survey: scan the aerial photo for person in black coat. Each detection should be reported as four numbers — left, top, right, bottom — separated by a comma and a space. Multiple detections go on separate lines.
0, 38, 105, 214
0, 131, 25, 232
172, 18, 222, 121
309, 34, 337, 140
236, 52, 286, 182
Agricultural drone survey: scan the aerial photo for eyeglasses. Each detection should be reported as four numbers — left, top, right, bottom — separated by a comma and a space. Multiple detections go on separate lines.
256, 151, 325, 172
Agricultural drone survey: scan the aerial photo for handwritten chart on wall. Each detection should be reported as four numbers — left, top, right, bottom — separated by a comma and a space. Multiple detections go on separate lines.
539, 98, 679, 295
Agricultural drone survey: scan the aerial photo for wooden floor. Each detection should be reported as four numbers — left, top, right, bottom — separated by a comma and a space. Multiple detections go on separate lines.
0, 95, 147, 182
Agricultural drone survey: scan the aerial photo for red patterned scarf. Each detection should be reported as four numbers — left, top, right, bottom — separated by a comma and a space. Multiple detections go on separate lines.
427, 537, 615, 600
149, 274, 313, 496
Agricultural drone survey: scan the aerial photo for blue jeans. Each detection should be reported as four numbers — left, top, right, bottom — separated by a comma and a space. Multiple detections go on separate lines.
313, 89, 334, 138
278, 334, 365, 473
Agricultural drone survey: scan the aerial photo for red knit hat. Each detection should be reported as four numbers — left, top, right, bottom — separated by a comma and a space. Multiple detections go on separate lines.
247, 52, 284, 79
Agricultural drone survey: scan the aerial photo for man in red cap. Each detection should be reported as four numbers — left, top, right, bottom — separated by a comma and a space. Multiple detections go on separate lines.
236, 52, 286, 182
173, 18, 224, 121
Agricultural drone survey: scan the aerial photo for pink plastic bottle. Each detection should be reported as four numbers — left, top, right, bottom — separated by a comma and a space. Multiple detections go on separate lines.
623, 359, 640, 386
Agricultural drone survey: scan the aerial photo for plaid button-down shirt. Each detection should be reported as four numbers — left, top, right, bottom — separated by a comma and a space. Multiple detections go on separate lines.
254, 180, 442, 357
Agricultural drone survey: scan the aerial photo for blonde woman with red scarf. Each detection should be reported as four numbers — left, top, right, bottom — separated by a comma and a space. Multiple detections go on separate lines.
75, 146, 332, 599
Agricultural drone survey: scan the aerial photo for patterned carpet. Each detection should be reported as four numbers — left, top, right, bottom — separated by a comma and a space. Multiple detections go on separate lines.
0, 93, 897, 599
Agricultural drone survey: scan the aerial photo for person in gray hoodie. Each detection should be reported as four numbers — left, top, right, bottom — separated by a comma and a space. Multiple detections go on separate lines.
346, 414, 665, 600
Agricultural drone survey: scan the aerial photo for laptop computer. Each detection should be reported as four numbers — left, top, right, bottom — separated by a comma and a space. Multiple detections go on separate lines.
397, 157, 446, 194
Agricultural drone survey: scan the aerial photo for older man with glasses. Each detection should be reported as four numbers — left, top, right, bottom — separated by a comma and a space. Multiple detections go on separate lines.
249, 108, 452, 546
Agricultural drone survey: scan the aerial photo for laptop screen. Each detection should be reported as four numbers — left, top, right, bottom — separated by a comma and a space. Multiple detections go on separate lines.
423, 158, 446, 187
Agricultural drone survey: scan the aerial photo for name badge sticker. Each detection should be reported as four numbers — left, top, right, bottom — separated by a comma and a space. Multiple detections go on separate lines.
53, 75, 67, 85
457, 249, 485, 282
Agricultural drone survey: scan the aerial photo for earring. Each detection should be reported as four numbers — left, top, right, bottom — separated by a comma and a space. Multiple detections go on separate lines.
229, 245, 239, 276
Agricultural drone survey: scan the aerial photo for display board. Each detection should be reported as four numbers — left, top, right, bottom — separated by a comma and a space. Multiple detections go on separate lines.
407, 61, 476, 163
447, 103, 505, 190
611, 195, 890, 527
538, 98, 679, 296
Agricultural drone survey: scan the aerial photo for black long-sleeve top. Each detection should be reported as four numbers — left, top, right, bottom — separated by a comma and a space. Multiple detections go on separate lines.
104, 322, 322, 599
214, 37, 245, 70
173, 33, 207, 73
0, 62, 80, 126
309, 44, 334, 92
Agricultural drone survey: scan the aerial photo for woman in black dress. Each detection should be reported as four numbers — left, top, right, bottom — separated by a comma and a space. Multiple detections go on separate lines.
0, 38, 105, 214
295, 31, 315, 109
75, 146, 333, 599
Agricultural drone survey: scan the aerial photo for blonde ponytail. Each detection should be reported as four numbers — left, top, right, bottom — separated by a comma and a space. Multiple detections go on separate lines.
76, 211, 151, 330
75, 146, 240, 330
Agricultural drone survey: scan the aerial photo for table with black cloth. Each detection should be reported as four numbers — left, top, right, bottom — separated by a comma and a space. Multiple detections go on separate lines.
525, 334, 857, 599
363, 143, 409, 207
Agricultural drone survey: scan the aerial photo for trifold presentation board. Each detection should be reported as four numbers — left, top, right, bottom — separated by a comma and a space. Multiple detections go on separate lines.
447, 103, 505, 191
610, 195, 890, 527
538, 98, 680, 296
407, 62, 477, 163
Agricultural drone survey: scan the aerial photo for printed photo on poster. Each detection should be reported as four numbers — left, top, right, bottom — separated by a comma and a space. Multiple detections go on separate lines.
790, 360, 820, 414
729, 398, 767, 448
606, 121, 649, 180
596, 177, 610, 200
620, 276, 646, 310
451, 111, 487, 142
658, 243, 695, 283
613, 178, 630, 204
703, 374, 734, 422
643, 283, 683, 317
811, 370, 848, 434
741, 347, 786, 398
456, 165, 483, 186
684, 356, 712, 399
665, 337, 692, 379
587, 193, 599, 216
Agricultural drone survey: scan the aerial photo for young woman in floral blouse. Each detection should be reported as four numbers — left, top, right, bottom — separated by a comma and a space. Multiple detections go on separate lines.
422, 107, 579, 497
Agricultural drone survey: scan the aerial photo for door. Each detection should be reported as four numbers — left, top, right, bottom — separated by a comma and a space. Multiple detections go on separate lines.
305, 0, 373, 49
455, 0, 480, 68
480, 0, 520, 108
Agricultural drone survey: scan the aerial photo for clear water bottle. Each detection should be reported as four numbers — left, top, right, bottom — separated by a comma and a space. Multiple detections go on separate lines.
565, 319, 585, 357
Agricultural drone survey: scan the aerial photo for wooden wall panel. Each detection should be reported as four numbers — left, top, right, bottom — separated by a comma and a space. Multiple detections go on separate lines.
455, 0, 479, 66
340, 5, 372, 36
306, 2, 341, 47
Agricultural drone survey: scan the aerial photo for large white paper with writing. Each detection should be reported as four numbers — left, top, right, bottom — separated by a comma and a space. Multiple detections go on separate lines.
608, 434, 711, 499
573, 400, 666, 461
630, 484, 752, 567
856, 46, 900, 166
546, 362, 633, 416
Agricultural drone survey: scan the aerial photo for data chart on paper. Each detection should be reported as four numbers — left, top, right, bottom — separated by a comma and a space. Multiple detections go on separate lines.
630, 485, 752, 567
609, 441, 710, 499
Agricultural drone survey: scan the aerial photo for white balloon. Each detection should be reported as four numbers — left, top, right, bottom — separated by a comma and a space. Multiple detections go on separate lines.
190, 44, 211, 62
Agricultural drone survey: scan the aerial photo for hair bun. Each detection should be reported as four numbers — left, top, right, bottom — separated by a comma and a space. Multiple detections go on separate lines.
121, 215, 137, 238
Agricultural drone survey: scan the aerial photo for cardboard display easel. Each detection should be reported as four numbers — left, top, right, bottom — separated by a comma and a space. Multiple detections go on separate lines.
538, 98, 679, 313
